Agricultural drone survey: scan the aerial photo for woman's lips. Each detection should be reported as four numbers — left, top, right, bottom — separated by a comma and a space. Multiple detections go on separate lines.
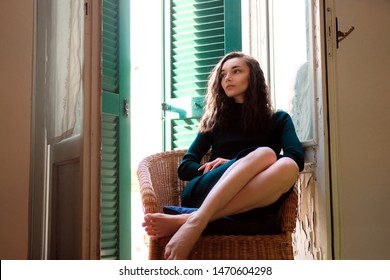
225, 85, 235, 90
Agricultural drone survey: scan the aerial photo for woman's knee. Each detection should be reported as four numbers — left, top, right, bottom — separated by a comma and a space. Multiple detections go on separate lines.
249, 147, 277, 164
276, 157, 299, 186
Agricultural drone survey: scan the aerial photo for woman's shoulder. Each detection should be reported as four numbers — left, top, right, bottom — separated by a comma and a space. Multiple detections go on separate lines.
271, 110, 292, 121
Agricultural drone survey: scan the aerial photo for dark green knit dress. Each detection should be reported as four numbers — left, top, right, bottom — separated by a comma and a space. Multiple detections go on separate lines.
178, 104, 304, 208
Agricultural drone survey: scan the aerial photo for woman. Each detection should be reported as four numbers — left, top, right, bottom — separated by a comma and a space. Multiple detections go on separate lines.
143, 52, 304, 260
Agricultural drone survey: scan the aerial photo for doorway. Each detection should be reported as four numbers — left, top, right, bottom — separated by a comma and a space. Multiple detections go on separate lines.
130, 0, 164, 260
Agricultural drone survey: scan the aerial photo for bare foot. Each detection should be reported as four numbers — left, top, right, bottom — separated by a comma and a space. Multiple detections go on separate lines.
142, 213, 190, 239
164, 214, 208, 260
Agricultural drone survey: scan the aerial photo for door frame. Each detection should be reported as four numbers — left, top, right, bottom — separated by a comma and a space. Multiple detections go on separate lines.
82, 0, 102, 259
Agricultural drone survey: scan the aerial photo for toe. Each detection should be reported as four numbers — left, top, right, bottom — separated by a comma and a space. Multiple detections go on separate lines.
164, 248, 171, 260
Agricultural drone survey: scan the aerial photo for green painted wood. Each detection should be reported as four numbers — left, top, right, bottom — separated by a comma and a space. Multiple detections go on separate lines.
224, 0, 242, 52
118, 0, 131, 260
170, 0, 225, 99
101, 113, 119, 260
102, 91, 119, 115
101, 0, 131, 260
165, 0, 242, 150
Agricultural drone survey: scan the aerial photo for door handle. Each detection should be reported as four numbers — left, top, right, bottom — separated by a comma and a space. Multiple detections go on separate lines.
336, 17, 355, 48
161, 102, 187, 118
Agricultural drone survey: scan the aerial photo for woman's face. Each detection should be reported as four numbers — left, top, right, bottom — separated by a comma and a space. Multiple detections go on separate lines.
220, 57, 250, 103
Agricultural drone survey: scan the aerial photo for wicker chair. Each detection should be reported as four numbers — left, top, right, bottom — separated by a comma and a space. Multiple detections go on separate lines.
137, 149, 298, 260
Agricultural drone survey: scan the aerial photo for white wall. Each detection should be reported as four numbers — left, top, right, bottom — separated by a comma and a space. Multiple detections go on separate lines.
0, 0, 34, 259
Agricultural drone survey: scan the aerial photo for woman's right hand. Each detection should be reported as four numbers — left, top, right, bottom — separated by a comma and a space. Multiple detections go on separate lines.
198, 158, 230, 174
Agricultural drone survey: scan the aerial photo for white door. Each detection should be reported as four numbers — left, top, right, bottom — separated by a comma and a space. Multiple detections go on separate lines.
31, 0, 101, 259
327, 0, 390, 259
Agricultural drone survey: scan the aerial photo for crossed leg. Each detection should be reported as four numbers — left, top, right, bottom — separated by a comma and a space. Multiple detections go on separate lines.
143, 147, 299, 259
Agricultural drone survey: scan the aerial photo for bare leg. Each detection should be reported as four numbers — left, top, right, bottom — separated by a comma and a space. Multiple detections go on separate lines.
142, 148, 275, 238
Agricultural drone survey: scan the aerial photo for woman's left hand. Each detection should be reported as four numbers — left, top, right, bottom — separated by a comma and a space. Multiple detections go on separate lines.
198, 158, 230, 174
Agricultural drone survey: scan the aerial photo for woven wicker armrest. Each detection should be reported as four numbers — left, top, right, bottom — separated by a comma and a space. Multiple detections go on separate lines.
137, 150, 188, 214
280, 183, 298, 232
137, 156, 159, 214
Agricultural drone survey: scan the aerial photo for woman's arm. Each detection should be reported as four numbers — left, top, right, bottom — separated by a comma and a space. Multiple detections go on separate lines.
178, 132, 212, 180
277, 111, 305, 171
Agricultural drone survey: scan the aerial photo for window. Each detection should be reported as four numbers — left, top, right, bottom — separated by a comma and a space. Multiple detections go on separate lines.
255, 0, 315, 143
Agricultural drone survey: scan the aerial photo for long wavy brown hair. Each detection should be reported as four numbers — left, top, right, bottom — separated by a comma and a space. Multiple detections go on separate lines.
199, 52, 274, 133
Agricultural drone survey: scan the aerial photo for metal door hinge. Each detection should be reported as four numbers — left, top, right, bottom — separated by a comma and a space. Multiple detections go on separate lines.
123, 99, 129, 117
84, 2, 89, 17
161, 102, 170, 111
326, 7, 335, 57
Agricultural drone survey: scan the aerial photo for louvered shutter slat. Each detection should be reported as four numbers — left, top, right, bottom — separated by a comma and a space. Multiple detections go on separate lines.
101, 0, 120, 260
170, 0, 225, 100
168, 0, 227, 149
102, 0, 119, 95
101, 114, 119, 260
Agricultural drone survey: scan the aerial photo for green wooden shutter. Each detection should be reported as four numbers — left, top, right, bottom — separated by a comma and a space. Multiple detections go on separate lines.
101, 114, 119, 260
101, 0, 131, 260
165, 0, 242, 150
